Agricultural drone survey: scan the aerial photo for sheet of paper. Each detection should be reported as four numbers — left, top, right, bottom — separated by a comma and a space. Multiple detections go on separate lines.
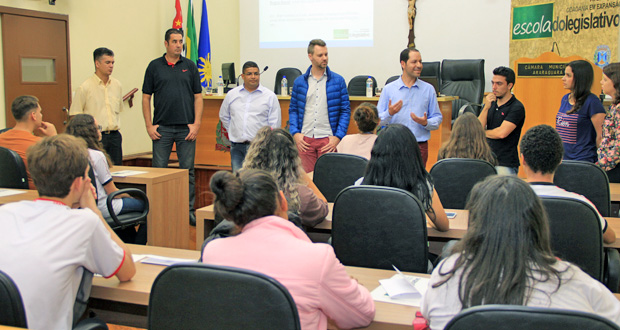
140, 254, 198, 266
0, 189, 26, 197
111, 170, 148, 177
370, 274, 429, 307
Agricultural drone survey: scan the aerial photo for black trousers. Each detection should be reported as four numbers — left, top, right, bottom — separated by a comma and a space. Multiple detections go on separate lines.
101, 130, 123, 165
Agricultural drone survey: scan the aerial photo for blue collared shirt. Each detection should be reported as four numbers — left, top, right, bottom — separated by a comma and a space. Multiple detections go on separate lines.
219, 84, 281, 142
377, 77, 442, 142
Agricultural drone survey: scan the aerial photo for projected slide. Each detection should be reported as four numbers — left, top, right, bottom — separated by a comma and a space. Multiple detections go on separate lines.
259, 0, 373, 48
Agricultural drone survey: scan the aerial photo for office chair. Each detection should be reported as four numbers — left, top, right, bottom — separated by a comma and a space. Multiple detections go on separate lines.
440, 59, 485, 123
332, 185, 429, 273
0, 127, 11, 134
274, 67, 302, 95
313, 153, 368, 202
385, 75, 399, 85
0, 146, 29, 189
421, 61, 441, 92
429, 158, 497, 209
553, 160, 611, 217
347, 75, 378, 96
541, 197, 620, 292
87, 166, 149, 231
445, 304, 620, 330
0, 270, 28, 327
149, 263, 301, 330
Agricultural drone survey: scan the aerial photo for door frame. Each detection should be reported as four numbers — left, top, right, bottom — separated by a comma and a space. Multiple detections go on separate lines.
0, 5, 71, 126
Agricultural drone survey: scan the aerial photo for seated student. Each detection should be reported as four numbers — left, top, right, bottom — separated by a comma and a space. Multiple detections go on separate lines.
437, 112, 497, 165
0, 134, 135, 330
243, 127, 328, 227
421, 175, 620, 329
520, 124, 616, 244
66, 114, 147, 244
336, 102, 379, 160
202, 169, 375, 330
0, 95, 57, 189
357, 124, 449, 231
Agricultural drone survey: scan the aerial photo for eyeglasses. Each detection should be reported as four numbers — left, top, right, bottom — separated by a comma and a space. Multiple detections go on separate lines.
97, 125, 102, 131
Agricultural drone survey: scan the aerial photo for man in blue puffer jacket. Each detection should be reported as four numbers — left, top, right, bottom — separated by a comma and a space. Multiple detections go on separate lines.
289, 39, 351, 172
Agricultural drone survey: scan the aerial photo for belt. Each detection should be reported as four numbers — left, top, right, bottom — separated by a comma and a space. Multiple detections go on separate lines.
101, 130, 119, 134
418, 141, 428, 144
232, 141, 251, 145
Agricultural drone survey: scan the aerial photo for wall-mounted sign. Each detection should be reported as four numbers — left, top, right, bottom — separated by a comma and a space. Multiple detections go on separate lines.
517, 62, 566, 77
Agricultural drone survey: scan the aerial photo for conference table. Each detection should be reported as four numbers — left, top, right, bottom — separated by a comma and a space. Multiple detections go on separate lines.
196, 204, 620, 250
0, 166, 191, 249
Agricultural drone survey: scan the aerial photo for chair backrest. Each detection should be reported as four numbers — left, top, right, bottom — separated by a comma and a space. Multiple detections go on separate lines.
274, 67, 302, 94
441, 59, 485, 119
553, 160, 611, 217
429, 158, 497, 209
347, 75, 378, 96
421, 61, 441, 90
385, 75, 399, 86
0, 270, 28, 328
313, 153, 368, 202
445, 304, 620, 330
149, 263, 301, 330
0, 146, 29, 189
541, 197, 604, 281
332, 185, 429, 273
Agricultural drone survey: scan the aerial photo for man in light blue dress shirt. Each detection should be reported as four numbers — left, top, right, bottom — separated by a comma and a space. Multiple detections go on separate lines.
377, 47, 442, 166
219, 61, 281, 171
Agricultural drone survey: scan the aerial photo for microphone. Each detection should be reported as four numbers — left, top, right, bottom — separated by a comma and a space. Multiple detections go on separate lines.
260, 66, 269, 74
236, 74, 242, 86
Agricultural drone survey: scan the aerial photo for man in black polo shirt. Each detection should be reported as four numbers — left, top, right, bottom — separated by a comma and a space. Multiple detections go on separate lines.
478, 66, 525, 175
142, 28, 203, 225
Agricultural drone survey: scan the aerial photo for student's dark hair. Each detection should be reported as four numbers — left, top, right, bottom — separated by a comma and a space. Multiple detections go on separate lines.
210, 169, 281, 227
399, 47, 420, 63
242, 61, 259, 74
434, 175, 562, 308
11, 95, 39, 121
27, 134, 90, 198
307, 39, 326, 54
165, 28, 183, 42
66, 114, 112, 167
438, 113, 497, 165
519, 125, 563, 175
493, 66, 516, 87
93, 47, 114, 63
603, 62, 620, 105
363, 124, 436, 218
353, 102, 379, 133
566, 60, 594, 114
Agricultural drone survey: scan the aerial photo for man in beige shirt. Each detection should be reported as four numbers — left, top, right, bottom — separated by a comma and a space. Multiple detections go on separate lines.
70, 47, 124, 165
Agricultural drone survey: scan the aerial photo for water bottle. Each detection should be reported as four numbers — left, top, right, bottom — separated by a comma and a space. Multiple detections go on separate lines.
217, 76, 224, 96
366, 76, 373, 98
281, 76, 288, 96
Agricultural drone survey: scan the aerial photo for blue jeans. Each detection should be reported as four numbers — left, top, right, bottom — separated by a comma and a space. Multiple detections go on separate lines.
230, 142, 250, 172
152, 125, 196, 211
119, 197, 145, 215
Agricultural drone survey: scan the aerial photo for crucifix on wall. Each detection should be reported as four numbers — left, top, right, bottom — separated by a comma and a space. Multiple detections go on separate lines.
408, 0, 416, 47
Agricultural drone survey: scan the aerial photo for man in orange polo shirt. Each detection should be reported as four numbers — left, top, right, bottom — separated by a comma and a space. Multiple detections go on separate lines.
0, 95, 57, 188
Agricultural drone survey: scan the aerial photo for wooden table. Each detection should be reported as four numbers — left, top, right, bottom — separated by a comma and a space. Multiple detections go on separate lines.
112, 166, 190, 249
91, 244, 422, 329
0, 189, 38, 205
610, 183, 620, 202
195, 204, 469, 250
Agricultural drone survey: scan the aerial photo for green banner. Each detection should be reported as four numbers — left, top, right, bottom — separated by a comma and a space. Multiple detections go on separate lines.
512, 3, 554, 40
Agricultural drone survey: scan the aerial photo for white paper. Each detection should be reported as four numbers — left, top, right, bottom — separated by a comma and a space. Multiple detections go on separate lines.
111, 170, 148, 177
371, 274, 429, 307
0, 189, 26, 197
139, 254, 198, 266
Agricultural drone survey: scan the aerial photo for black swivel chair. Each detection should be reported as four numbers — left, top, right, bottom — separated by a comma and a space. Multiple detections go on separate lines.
541, 197, 620, 292
429, 158, 497, 209
313, 153, 368, 202
445, 304, 620, 330
553, 160, 611, 217
0, 146, 29, 189
440, 59, 485, 123
274, 67, 302, 95
332, 185, 429, 273
0, 270, 28, 327
87, 166, 149, 231
385, 75, 399, 85
149, 263, 301, 330
347, 75, 378, 96
421, 61, 441, 93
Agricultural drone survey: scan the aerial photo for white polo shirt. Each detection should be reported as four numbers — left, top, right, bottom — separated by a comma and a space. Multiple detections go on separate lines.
0, 200, 125, 330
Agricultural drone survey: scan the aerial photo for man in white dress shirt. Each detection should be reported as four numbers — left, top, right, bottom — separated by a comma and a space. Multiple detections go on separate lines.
219, 61, 281, 171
